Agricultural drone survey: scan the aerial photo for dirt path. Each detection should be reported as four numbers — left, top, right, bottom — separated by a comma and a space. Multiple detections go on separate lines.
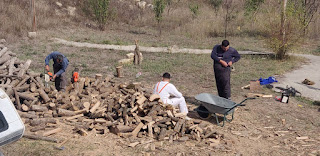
273, 54, 320, 101
52, 38, 273, 55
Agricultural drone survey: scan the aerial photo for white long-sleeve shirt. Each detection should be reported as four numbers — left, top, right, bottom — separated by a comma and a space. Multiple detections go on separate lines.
153, 81, 183, 101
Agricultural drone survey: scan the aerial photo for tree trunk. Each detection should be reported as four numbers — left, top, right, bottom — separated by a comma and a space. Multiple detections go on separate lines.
278, 0, 288, 59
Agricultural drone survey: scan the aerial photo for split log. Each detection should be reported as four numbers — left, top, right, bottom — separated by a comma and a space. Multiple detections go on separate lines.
89, 101, 101, 113
43, 128, 62, 137
66, 114, 84, 121
148, 122, 154, 138
131, 122, 144, 137
18, 59, 32, 77
136, 95, 147, 105
149, 94, 160, 102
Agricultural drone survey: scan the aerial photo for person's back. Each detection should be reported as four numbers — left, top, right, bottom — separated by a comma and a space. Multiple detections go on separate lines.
153, 73, 188, 114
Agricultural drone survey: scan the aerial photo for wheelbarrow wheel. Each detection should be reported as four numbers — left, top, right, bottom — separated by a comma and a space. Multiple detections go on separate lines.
196, 105, 211, 119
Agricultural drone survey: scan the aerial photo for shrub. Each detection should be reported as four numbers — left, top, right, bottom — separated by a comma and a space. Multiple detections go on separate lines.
89, 0, 110, 30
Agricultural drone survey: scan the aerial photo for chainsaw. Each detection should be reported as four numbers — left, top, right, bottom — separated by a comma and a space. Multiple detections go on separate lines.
71, 68, 79, 83
44, 71, 53, 88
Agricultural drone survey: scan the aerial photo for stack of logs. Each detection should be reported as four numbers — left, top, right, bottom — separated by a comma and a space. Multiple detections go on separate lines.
0, 45, 221, 143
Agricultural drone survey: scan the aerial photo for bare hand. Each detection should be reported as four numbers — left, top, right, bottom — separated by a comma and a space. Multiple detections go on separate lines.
220, 60, 228, 67
52, 74, 57, 81
45, 65, 50, 72
228, 61, 233, 66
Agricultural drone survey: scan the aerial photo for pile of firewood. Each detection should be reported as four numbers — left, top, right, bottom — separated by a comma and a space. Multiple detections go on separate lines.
0, 45, 221, 143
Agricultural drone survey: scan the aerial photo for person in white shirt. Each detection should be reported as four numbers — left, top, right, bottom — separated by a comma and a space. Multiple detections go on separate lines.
153, 73, 188, 114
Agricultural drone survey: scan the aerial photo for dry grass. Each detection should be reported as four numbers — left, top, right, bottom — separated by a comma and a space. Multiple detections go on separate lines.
1, 0, 319, 54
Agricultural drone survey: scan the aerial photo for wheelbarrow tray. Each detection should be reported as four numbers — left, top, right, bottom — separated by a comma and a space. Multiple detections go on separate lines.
195, 93, 237, 115
194, 93, 254, 127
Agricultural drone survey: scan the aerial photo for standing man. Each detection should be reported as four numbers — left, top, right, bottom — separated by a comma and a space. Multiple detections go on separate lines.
211, 40, 240, 99
153, 73, 189, 118
45, 51, 69, 92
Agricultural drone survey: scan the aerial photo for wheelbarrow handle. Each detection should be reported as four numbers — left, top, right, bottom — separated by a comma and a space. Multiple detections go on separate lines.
226, 97, 256, 114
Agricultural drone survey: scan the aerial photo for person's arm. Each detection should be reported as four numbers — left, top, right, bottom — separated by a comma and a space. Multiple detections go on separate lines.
211, 45, 220, 62
55, 58, 68, 76
231, 49, 241, 63
45, 53, 54, 66
168, 84, 183, 98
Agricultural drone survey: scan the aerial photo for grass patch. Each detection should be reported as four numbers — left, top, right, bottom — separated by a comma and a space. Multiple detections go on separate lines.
295, 96, 314, 105
312, 46, 320, 56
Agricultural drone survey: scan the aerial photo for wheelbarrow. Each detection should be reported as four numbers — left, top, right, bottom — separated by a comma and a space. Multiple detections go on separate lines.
194, 93, 255, 127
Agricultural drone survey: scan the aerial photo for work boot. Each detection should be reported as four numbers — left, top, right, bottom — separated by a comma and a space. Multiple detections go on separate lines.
302, 79, 315, 85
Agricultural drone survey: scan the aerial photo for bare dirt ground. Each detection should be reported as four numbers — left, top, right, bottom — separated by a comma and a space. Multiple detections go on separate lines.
0, 28, 319, 156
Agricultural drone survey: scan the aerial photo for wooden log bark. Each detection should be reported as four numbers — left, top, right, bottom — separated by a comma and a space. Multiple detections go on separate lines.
0, 54, 10, 65
5, 86, 14, 97
30, 76, 41, 88
116, 66, 123, 78
30, 125, 46, 132
110, 125, 133, 134
17, 110, 38, 119
16, 76, 30, 87
14, 89, 22, 110
35, 76, 44, 88
8, 57, 16, 76
30, 82, 36, 92
0, 47, 8, 57
57, 108, 76, 116
15, 84, 30, 92
18, 59, 32, 77
38, 88, 50, 103
158, 128, 167, 141
174, 119, 185, 132
30, 118, 57, 126
75, 127, 88, 136
148, 122, 154, 138
23, 134, 59, 143
31, 105, 48, 112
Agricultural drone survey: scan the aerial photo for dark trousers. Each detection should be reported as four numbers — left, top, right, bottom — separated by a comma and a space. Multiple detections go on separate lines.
214, 63, 231, 99
53, 64, 67, 91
